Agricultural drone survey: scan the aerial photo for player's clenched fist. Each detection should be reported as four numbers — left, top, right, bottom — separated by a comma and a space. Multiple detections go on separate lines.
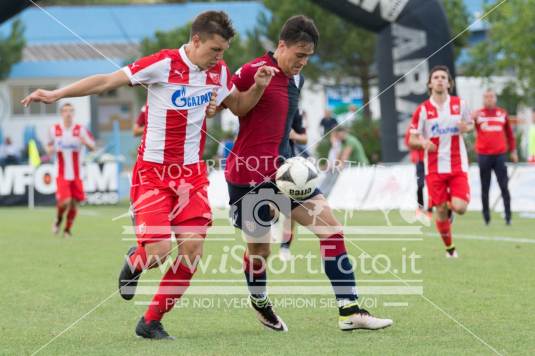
254, 66, 279, 89
206, 89, 218, 118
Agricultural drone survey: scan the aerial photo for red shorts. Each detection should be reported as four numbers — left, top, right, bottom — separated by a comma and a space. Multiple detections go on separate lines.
56, 177, 85, 203
426, 172, 470, 207
130, 160, 212, 246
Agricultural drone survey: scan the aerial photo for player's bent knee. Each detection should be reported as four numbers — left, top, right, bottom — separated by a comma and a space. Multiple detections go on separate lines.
453, 205, 467, 215
248, 243, 271, 259
59, 198, 71, 208
179, 238, 204, 266
451, 199, 468, 215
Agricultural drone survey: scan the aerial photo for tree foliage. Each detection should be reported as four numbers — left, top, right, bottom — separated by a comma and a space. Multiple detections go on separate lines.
247, 0, 376, 120
138, 23, 250, 73
0, 20, 25, 81
440, 0, 470, 60
465, 0, 535, 101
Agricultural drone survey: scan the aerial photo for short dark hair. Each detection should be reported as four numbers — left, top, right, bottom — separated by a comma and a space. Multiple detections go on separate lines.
427, 65, 454, 94
60, 103, 73, 110
191, 11, 235, 41
279, 15, 319, 49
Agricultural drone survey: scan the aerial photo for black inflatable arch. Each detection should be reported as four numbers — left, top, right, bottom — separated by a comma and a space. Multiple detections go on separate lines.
0, 0, 37, 25
312, 0, 455, 162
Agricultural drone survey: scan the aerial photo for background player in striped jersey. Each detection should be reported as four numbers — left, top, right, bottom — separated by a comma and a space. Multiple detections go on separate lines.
473, 89, 517, 225
48, 103, 95, 237
409, 65, 473, 258
22, 10, 278, 340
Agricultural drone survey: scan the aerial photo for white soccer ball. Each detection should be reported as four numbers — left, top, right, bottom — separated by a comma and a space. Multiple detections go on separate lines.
275, 156, 319, 200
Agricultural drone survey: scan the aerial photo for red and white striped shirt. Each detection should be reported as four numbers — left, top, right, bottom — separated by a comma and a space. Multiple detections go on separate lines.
410, 95, 471, 175
474, 107, 516, 155
122, 46, 233, 165
49, 123, 94, 180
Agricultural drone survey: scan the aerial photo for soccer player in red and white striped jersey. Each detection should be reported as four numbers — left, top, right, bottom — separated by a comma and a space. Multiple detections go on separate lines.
473, 89, 518, 225
409, 65, 474, 258
48, 103, 95, 237
22, 11, 277, 340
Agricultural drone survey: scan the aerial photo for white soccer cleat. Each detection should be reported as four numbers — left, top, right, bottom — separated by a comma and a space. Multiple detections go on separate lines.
279, 247, 293, 261
52, 222, 60, 235
338, 310, 393, 331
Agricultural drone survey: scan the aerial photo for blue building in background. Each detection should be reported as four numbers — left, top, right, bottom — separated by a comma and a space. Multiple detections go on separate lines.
0, 2, 266, 168
0, 0, 489, 168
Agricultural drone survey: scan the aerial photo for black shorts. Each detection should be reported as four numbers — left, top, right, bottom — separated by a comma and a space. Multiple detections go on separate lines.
227, 181, 321, 237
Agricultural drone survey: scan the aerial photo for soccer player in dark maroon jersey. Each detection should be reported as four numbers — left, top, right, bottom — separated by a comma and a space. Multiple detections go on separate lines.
133, 103, 147, 137
473, 89, 518, 225
225, 15, 392, 332
22, 11, 278, 340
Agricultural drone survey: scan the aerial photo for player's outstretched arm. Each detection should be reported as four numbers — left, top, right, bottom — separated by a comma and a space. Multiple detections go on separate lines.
21, 70, 130, 106
223, 65, 278, 117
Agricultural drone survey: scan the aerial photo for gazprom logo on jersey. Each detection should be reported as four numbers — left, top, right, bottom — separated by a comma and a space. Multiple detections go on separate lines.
171, 86, 212, 108
430, 123, 459, 136
57, 140, 79, 150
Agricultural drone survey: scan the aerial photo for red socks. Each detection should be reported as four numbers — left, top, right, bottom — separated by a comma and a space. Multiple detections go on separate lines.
56, 204, 67, 224
319, 233, 347, 258
144, 259, 195, 323
65, 205, 77, 230
435, 219, 453, 249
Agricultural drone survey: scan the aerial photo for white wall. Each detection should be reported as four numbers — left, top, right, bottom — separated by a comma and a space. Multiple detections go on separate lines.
206, 164, 535, 212
456, 76, 512, 110
300, 81, 326, 152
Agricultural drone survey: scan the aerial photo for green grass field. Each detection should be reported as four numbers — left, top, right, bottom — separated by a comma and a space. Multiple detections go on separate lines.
1, 205, 534, 355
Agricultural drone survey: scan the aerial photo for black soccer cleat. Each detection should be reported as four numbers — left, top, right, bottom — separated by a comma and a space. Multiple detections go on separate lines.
446, 246, 459, 258
118, 246, 142, 300
249, 295, 288, 332
135, 317, 175, 340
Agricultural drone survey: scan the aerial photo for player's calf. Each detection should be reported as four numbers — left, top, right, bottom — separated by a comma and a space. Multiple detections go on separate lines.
118, 242, 170, 300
